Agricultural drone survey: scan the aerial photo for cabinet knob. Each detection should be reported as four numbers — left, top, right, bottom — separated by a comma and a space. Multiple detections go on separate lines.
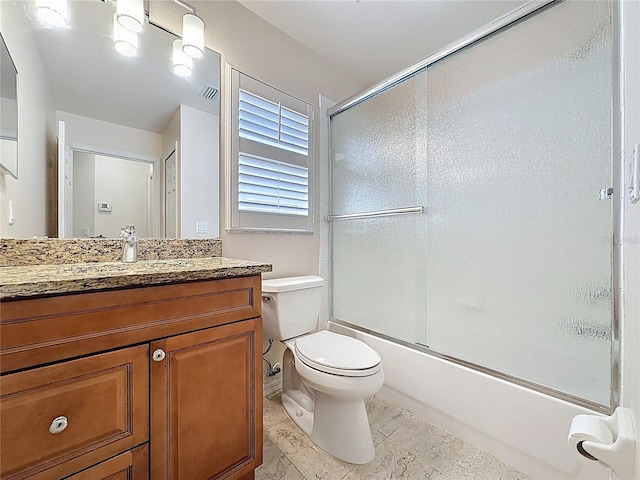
49, 416, 68, 434
152, 349, 166, 362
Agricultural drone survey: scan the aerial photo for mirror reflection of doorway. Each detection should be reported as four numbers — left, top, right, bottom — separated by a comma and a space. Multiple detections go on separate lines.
72, 152, 154, 238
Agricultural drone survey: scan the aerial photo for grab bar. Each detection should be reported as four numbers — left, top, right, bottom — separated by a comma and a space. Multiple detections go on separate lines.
325, 205, 426, 221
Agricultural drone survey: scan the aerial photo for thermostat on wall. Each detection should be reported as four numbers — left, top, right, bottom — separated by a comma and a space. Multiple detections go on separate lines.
98, 202, 112, 213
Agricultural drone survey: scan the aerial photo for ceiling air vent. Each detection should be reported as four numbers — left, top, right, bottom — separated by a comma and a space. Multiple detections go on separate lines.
199, 84, 219, 100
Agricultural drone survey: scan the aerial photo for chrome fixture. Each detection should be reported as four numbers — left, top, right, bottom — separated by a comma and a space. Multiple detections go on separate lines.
325, 205, 426, 221
120, 225, 139, 263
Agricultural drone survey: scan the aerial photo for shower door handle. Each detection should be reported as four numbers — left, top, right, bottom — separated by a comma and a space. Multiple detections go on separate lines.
325, 205, 426, 221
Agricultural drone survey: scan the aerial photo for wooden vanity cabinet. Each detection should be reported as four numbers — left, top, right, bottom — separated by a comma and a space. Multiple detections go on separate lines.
0, 275, 263, 480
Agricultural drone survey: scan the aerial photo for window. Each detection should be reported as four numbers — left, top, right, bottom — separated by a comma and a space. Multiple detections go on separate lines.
228, 69, 313, 233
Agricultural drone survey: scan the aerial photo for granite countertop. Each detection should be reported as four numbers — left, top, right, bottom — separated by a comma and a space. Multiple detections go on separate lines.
0, 257, 272, 300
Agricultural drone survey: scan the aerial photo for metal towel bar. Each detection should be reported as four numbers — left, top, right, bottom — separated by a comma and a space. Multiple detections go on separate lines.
325, 205, 426, 221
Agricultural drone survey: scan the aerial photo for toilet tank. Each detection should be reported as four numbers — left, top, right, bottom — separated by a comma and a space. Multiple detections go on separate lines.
262, 275, 324, 340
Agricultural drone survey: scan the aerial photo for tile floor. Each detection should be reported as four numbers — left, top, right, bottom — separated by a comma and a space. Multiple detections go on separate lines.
257, 393, 532, 480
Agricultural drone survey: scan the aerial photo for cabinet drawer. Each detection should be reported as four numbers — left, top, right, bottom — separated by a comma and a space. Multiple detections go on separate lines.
1, 276, 261, 373
65, 444, 148, 480
0, 345, 149, 480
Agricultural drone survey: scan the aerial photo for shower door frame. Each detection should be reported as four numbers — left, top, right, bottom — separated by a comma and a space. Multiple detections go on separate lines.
327, 0, 621, 414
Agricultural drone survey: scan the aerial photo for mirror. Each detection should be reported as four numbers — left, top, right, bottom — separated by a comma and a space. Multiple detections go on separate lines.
0, 32, 18, 179
2, 0, 220, 238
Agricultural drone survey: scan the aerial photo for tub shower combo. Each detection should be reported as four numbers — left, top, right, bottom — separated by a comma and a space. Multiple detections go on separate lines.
327, 1, 623, 476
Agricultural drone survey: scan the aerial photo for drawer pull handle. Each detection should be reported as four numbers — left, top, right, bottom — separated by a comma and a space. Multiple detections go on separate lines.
152, 349, 166, 362
49, 416, 68, 434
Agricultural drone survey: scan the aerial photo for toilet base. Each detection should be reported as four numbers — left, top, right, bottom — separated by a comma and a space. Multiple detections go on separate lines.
282, 391, 314, 436
311, 392, 375, 464
282, 387, 375, 464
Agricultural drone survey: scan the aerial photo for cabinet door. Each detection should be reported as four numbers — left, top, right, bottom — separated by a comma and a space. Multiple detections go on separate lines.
151, 319, 263, 480
65, 444, 148, 480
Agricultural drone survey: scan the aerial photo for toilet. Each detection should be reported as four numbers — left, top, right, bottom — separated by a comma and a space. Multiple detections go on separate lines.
262, 275, 384, 464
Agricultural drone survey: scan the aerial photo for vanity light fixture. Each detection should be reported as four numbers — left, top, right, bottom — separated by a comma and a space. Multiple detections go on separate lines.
181, 14, 204, 59
172, 39, 193, 77
36, 0, 68, 28
116, 0, 144, 33
113, 13, 138, 57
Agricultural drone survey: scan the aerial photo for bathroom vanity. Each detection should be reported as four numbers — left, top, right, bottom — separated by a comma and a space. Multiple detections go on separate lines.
0, 241, 271, 480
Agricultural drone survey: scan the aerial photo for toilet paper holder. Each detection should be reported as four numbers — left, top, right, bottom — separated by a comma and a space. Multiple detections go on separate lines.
568, 407, 636, 479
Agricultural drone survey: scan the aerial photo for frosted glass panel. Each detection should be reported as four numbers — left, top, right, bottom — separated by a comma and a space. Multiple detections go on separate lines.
332, 215, 427, 344
331, 74, 428, 216
330, 0, 613, 406
331, 73, 428, 344
425, 0, 612, 405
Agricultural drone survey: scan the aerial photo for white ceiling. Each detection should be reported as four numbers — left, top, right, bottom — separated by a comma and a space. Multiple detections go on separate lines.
238, 0, 529, 87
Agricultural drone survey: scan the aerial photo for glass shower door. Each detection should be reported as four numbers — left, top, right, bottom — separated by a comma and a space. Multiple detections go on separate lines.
331, 73, 429, 345
424, 0, 613, 406
330, 0, 614, 407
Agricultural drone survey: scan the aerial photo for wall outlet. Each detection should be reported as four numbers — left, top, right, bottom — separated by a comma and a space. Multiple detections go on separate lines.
196, 222, 208, 234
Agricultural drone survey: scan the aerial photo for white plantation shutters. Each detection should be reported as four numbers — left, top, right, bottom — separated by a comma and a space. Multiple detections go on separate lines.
239, 90, 309, 156
238, 154, 309, 216
229, 69, 313, 233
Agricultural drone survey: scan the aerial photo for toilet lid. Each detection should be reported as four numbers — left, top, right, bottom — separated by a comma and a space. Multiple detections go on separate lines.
294, 331, 381, 374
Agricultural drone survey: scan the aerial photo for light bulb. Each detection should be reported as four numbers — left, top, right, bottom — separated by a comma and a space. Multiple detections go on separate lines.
173, 39, 193, 77
36, 0, 68, 28
116, 0, 144, 33
182, 14, 204, 59
113, 13, 138, 57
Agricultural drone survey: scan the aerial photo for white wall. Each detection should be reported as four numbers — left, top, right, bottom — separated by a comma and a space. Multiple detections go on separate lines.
71, 152, 152, 239
72, 151, 95, 237
56, 111, 162, 160
94, 155, 151, 238
179, 105, 219, 238
0, 0, 55, 238
620, 1, 640, 478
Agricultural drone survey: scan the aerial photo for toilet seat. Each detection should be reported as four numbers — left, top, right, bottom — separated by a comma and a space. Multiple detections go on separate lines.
294, 331, 381, 377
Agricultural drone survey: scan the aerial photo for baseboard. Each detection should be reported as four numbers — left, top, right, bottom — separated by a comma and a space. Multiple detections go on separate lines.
263, 377, 282, 397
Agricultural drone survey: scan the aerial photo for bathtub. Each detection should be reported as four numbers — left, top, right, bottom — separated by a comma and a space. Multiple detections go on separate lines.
329, 321, 611, 480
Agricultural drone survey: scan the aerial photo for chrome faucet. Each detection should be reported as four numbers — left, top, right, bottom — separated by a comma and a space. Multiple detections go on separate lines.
120, 225, 139, 263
